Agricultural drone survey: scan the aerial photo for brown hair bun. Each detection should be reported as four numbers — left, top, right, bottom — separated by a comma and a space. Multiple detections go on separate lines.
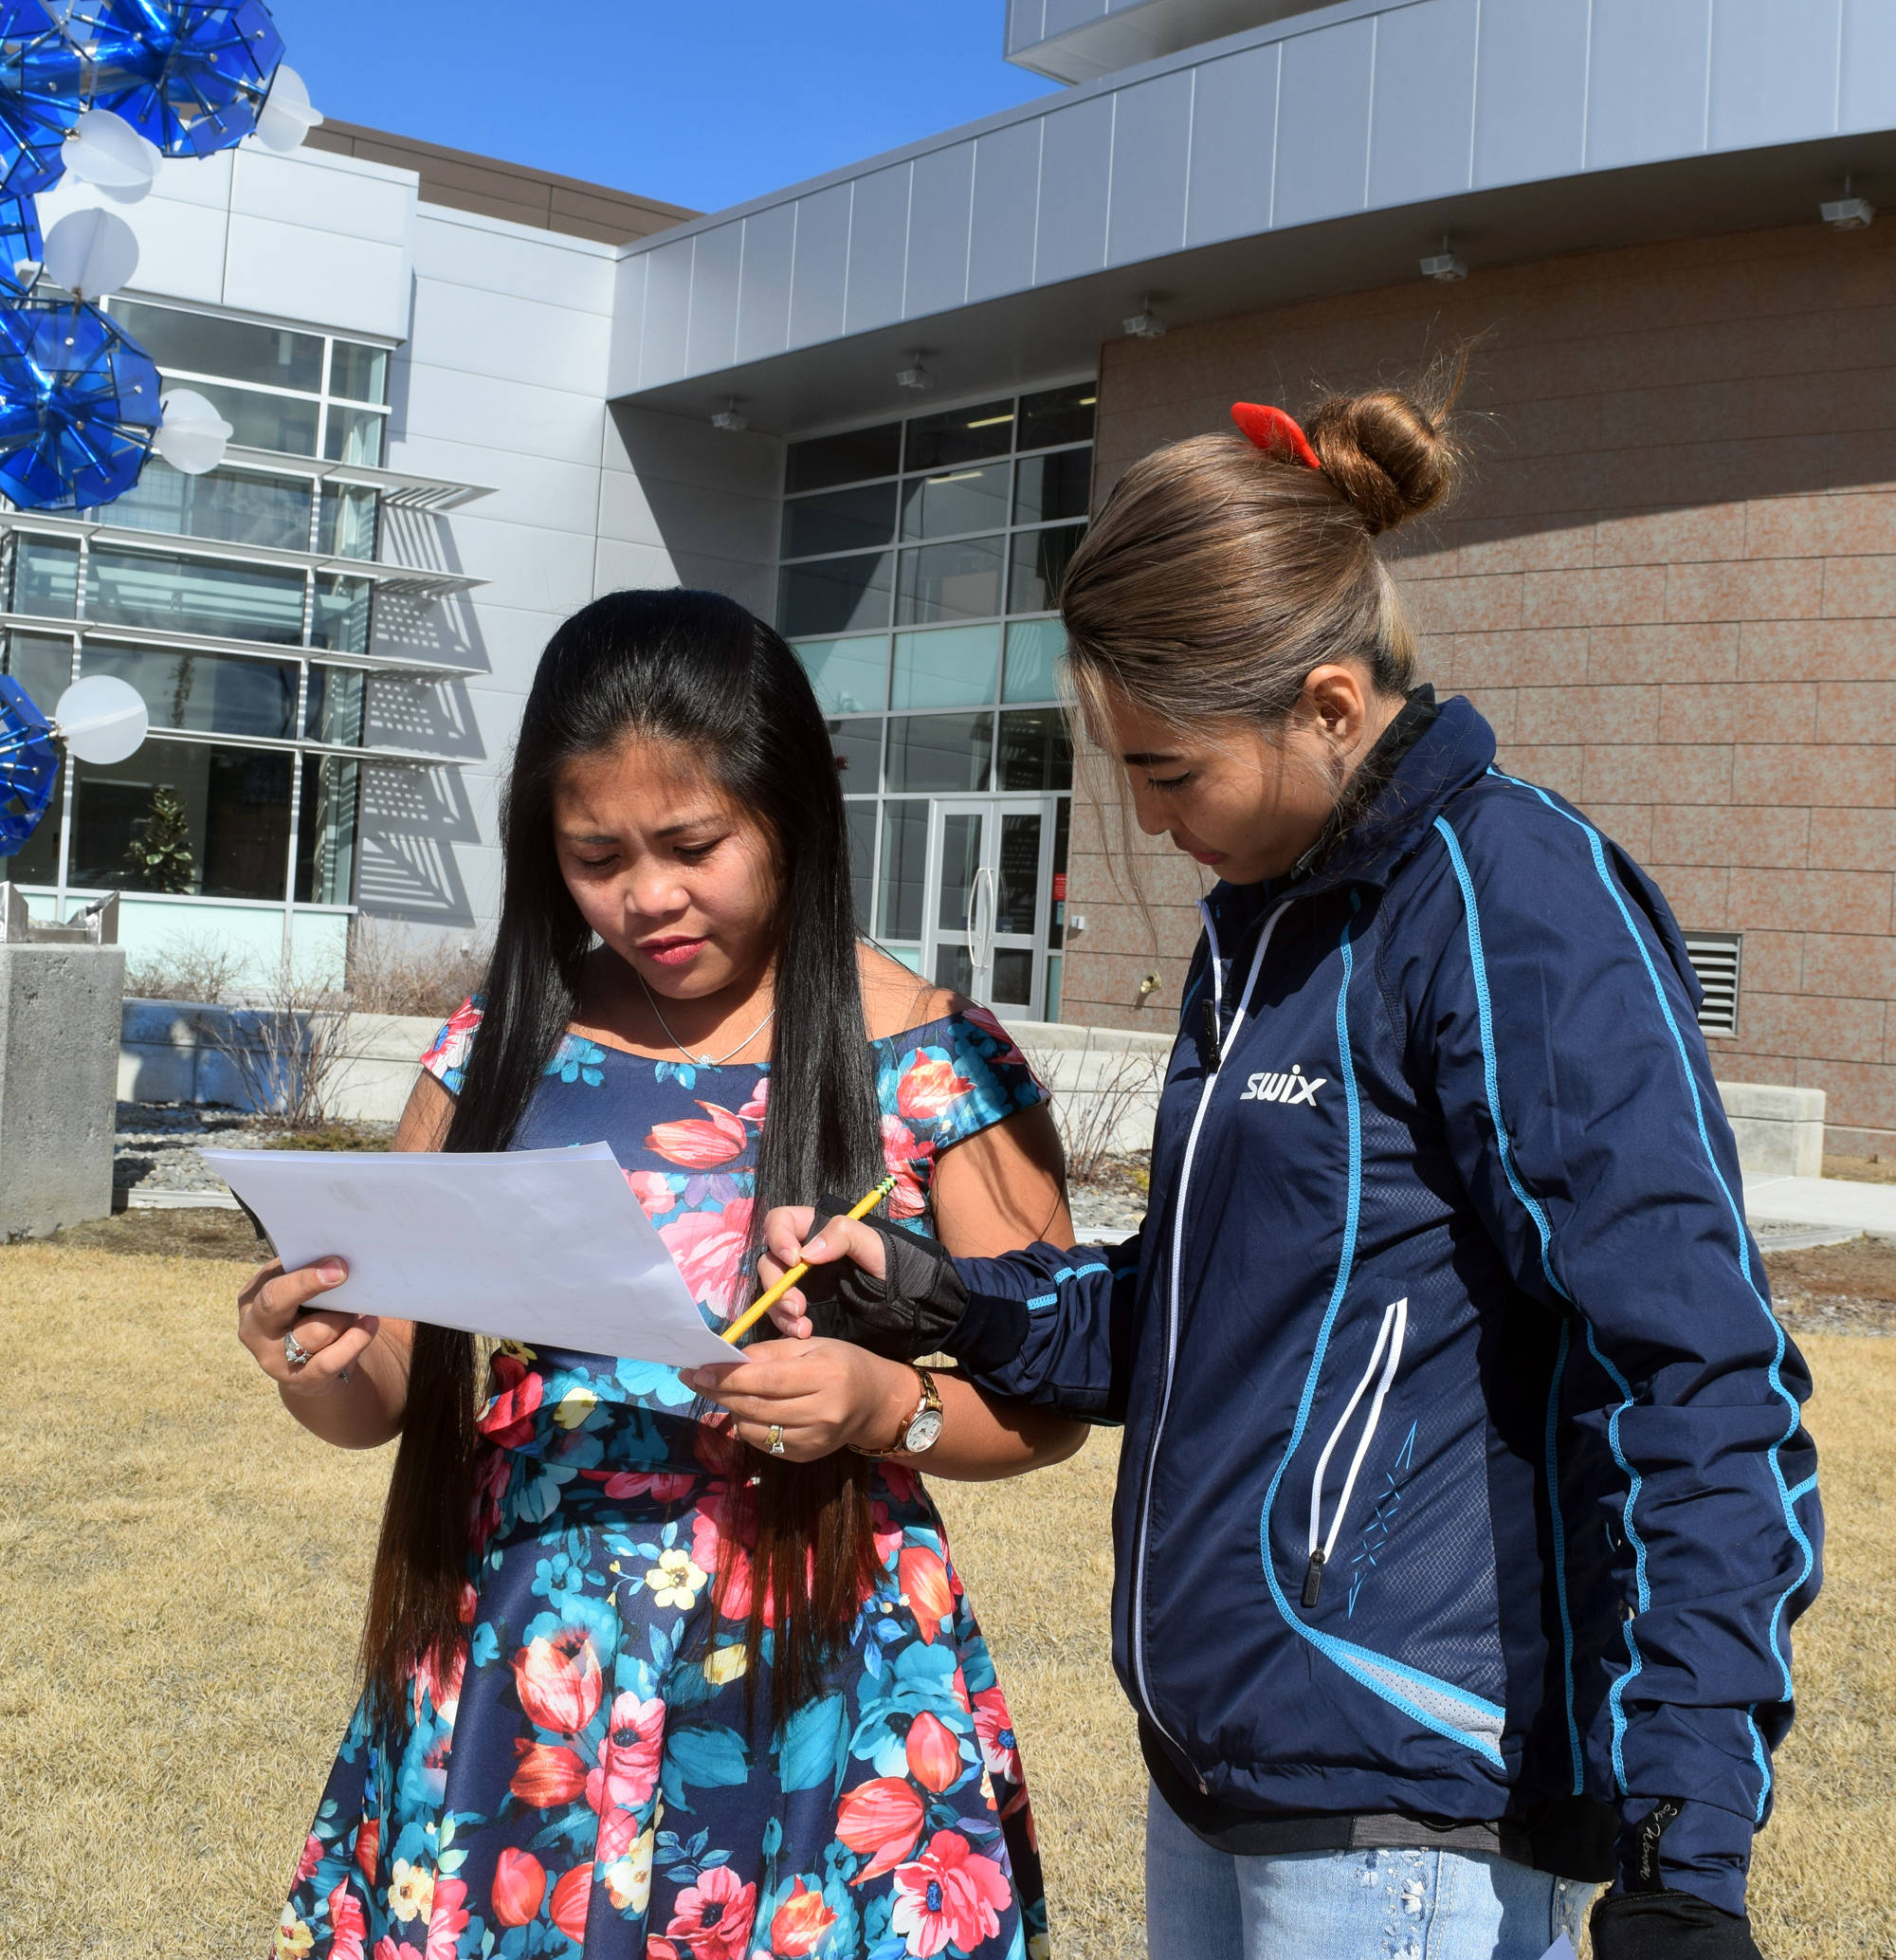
1304, 389, 1458, 537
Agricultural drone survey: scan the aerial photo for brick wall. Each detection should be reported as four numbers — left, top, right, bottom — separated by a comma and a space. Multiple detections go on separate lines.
1061, 218, 1896, 1149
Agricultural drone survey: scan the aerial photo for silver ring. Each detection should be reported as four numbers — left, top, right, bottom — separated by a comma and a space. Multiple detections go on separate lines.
283, 1328, 313, 1369
767, 1423, 786, 1456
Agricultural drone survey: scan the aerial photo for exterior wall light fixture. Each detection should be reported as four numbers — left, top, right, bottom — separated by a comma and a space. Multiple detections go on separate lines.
710, 396, 747, 431
1123, 294, 1167, 338
896, 353, 935, 392
1822, 177, 1875, 229
1420, 237, 1468, 282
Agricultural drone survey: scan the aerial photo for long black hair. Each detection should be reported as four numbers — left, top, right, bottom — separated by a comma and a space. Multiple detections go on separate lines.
361, 589, 885, 1721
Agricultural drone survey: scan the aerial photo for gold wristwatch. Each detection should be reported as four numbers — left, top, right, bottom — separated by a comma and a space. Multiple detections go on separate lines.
850, 1365, 944, 1459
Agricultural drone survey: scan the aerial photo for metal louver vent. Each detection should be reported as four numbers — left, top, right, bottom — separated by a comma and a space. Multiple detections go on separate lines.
1683, 931, 1741, 1035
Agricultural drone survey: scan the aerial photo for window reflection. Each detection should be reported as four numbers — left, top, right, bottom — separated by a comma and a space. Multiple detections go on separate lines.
896, 537, 1005, 626
779, 554, 894, 639
296, 757, 358, 905
83, 645, 301, 741
92, 460, 315, 552
1009, 522, 1085, 616
885, 712, 993, 794
89, 547, 308, 646
901, 463, 1010, 540
71, 738, 293, 900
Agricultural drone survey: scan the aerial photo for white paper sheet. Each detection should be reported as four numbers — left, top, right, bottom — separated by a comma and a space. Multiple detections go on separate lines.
203, 1142, 738, 1371
1539, 1937, 1578, 1960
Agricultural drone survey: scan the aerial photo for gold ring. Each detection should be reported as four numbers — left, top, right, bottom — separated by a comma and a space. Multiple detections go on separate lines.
767, 1423, 786, 1456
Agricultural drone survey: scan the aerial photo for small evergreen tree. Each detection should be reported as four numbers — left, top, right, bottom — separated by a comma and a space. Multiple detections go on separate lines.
125, 783, 195, 894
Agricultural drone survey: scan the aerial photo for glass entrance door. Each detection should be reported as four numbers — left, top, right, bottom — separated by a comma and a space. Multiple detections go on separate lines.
922, 796, 1057, 1017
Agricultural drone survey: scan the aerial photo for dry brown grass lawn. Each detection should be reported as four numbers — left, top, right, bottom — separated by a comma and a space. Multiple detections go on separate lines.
0, 1232, 1888, 1959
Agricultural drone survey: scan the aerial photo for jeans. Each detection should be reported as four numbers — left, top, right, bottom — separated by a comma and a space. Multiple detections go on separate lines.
1145, 1785, 1594, 1960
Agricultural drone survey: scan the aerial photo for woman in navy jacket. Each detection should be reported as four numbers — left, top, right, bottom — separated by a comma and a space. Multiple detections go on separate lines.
722, 384, 1820, 1959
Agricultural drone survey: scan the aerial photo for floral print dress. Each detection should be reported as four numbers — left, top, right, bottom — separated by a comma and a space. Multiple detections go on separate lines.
278, 1001, 1053, 1960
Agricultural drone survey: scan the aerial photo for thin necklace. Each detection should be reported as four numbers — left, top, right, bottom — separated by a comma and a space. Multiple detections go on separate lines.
636, 971, 775, 1068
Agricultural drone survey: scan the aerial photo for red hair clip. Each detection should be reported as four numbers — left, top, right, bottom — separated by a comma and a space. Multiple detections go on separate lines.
1231, 402, 1322, 470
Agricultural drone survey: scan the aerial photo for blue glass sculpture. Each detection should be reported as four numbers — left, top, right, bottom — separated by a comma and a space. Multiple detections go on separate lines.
0, 297, 161, 508
0, 2, 83, 198
0, 671, 59, 856
0, 189, 41, 295
63, 0, 283, 158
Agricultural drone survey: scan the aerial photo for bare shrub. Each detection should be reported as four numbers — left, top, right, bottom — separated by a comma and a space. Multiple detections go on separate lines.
124, 933, 247, 1006
346, 918, 488, 1018
200, 962, 350, 1130
1022, 1041, 1166, 1185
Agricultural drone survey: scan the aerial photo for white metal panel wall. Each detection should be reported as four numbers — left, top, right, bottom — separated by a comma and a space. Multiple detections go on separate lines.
362, 203, 621, 937
611, 0, 1867, 394
36, 142, 416, 340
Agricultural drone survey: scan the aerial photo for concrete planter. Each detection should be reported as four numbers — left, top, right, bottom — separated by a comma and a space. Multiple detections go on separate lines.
1717, 1081, 1827, 1180
114, 1001, 1832, 1183
119, 999, 443, 1125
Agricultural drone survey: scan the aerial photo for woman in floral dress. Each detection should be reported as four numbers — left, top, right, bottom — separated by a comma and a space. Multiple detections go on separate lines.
236, 592, 1085, 1960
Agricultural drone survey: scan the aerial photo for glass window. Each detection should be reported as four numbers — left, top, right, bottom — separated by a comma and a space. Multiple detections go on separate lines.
1048, 797, 1070, 951
94, 459, 315, 552
1002, 618, 1066, 704
779, 554, 894, 639
70, 738, 292, 900
795, 635, 888, 714
786, 423, 901, 495
10, 536, 79, 618
997, 708, 1074, 792
891, 625, 1000, 711
885, 712, 993, 794
319, 485, 380, 560
324, 405, 388, 467
305, 667, 366, 746
877, 799, 928, 942
180, 378, 321, 457
901, 462, 1011, 540
826, 717, 882, 794
82, 646, 300, 741
296, 757, 358, 905
1018, 381, 1096, 451
116, 300, 325, 394
312, 575, 373, 655
896, 537, 1005, 626
88, 546, 308, 646
845, 801, 877, 934
991, 947, 1034, 1006
1009, 522, 1085, 616
781, 482, 897, 559
904, 400, 1015, 472
1014, 449, 1091, 524
0, 756, 60, 883
3, 631, 74, 709
994, 809, 1043, 935
329, 341, 391, 406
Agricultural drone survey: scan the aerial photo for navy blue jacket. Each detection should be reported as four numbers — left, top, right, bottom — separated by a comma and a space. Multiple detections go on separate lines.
956, 697, 1820, 1916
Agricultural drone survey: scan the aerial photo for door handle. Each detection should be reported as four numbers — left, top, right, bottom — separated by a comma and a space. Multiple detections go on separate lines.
971, 864, 996, 974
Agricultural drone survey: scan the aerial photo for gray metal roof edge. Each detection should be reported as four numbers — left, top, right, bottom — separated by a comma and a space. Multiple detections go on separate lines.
611, 0, 1428, 259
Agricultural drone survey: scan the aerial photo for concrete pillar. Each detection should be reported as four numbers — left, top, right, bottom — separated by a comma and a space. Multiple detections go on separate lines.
0, 943, 127, 1238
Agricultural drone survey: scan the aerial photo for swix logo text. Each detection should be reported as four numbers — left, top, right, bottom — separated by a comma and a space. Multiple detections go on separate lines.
1240, 1064, 1327, 1107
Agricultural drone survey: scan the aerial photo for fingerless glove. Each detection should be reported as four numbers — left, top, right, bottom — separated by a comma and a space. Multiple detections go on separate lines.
799, 1196, 969, 1361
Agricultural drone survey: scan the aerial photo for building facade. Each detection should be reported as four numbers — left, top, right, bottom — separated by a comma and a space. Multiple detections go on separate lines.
4, 0, 1893, 1146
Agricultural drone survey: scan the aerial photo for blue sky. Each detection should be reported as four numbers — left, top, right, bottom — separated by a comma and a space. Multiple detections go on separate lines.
266, 2, 1059, 216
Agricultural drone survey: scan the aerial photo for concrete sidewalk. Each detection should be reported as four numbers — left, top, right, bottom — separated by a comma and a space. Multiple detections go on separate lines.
1744, 1173, 1896, 1242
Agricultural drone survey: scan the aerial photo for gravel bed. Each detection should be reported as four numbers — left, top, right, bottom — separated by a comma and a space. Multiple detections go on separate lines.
1068, 1185, 1147, 1243
113, 1104, 394, 1201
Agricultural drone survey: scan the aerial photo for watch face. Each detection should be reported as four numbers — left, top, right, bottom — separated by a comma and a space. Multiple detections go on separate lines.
903, 1408, 945, 1454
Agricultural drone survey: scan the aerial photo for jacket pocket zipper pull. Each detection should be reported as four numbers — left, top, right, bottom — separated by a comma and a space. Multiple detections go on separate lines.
1201, 998, 1221, 1070
1301, 1548, 1326, 1607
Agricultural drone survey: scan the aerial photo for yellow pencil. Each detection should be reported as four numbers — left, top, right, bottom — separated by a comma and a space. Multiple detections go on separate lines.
721, 1173, 899, 1345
